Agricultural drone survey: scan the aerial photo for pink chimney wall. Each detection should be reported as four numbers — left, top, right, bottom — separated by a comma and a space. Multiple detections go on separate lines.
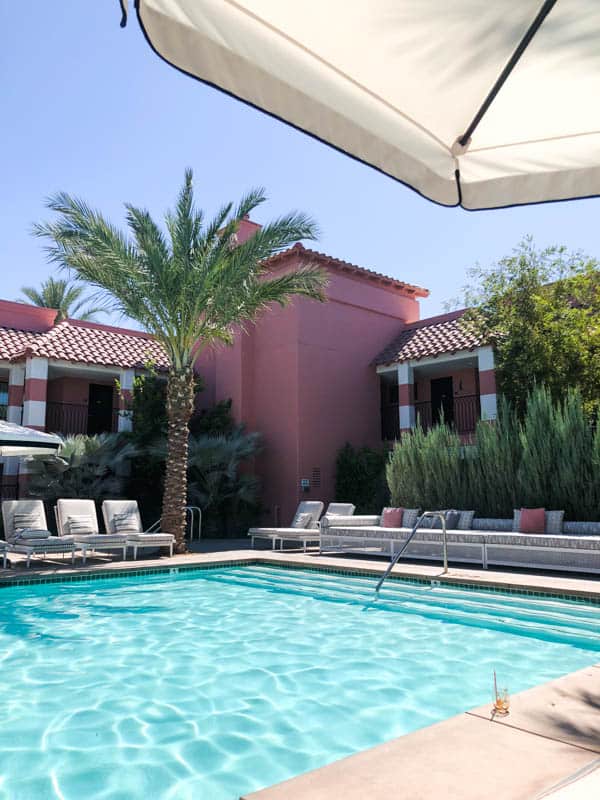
295, 273, 418, 516
0, 299, 56, 331
197, 248, 423, 526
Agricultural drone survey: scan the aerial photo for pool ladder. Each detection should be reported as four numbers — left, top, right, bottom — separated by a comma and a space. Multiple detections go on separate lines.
375, 511, 448, 594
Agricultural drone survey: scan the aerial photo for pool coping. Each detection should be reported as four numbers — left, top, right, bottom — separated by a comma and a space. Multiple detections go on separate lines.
1, 549, 599, 799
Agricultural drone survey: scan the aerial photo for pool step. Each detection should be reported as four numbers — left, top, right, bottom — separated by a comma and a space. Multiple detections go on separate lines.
203, 566, 600, 650
231, 566, 600, 626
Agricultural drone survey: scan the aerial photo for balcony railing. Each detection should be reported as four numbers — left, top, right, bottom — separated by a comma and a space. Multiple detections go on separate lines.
416, 394, 480, 434
381, 394, 481, 440
45, 402, 119, 436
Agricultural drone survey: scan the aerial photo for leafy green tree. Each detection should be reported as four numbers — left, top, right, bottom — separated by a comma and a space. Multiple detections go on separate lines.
463, 238, 600, 414
34, 170, 327, 550
20, 276, 103, 321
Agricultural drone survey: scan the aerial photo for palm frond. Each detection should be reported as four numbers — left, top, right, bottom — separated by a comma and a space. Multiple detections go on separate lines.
34, 169, 327, 366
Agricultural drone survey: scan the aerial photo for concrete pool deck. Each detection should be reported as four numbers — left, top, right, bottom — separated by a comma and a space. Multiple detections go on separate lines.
0, 543, 599, 799
1, 542, 599, 600
243, 665, 600, 800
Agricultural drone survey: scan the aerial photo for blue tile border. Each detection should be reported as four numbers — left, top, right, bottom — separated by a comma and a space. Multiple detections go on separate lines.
0, 556, 599, 606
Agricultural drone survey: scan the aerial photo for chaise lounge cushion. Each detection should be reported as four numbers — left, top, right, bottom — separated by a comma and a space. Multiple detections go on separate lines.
10, 535, 76, 550
17, 529, 52, 540
320, 515, 381, 529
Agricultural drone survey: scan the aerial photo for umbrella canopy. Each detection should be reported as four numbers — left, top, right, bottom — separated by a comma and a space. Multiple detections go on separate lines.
125, 0, 600, 210
0, 421, 62, 457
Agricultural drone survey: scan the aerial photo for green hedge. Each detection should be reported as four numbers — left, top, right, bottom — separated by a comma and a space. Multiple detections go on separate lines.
335, 443, 389, 514
386, 386, 600, 520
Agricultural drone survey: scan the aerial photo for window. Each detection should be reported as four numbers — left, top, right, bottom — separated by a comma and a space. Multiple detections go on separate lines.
0, 381, 8, 420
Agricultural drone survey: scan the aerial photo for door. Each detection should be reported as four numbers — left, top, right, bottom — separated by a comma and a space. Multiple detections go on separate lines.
430, 376, 454, 426
87, 384, 115, 435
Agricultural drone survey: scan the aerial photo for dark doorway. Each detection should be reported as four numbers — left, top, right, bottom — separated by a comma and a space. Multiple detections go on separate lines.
430, 376, 454, 426
87, 384, 114, 435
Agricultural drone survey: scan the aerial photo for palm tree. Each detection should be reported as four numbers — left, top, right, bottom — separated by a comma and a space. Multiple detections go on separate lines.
20, 276, 104, 321
34, 169, 327, 551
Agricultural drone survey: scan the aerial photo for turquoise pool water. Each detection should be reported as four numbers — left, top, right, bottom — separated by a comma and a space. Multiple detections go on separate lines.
1, 565, 599, 799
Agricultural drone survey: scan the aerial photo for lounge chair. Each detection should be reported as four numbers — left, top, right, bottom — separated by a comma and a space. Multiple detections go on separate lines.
55, 499, 128, 564
102, 500, 174, 559
2, 499, 79, 567
248, 501, 326, 552
0, 539, 7, 569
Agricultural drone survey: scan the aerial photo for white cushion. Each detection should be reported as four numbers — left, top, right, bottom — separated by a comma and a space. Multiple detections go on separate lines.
112, 512, 140, 534
68, 515, 96, 535
17, 529, 51, 540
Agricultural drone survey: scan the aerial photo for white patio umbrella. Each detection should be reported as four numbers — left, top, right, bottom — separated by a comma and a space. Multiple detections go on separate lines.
0, 421, 62, 457
122, 0, 600, 210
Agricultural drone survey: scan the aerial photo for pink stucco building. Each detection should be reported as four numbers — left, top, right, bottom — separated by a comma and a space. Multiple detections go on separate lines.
0, 220, 497, 523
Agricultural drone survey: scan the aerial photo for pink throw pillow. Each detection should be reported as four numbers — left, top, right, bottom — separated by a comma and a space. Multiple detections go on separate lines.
381, 507, 404, 528
519, 507, 546, 534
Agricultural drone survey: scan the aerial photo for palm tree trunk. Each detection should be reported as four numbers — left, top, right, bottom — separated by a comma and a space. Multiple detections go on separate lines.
162, 367, 195, 553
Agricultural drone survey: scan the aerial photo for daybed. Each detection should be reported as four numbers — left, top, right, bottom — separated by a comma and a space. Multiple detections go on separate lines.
320, 510, 600, 574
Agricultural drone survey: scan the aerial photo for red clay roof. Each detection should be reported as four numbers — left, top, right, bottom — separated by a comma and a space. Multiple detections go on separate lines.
375, 309, 484, 365
1, 318, 169, 370
0, 327, 43, 362
265, 243, 429, 298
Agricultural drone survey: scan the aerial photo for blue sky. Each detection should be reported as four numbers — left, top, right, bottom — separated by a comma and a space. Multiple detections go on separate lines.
3, 1, 600, 323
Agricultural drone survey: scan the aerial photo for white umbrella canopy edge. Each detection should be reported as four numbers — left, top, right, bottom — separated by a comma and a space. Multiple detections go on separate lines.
123, 0, 600, 210
0, 421, 63, 457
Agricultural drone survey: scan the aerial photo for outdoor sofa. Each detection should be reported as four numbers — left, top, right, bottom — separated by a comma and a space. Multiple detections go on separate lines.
248, 502, 356, 552
2, 499, 79, 567
319, 510, 600, 575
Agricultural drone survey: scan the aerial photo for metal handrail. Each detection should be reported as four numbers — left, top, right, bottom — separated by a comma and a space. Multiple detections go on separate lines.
375, 510, 448, 594
185, 506, 202, 541
146, 506, 202, 540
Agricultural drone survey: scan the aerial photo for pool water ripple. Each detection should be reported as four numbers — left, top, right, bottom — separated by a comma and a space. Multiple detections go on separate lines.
0, 565, 599, 799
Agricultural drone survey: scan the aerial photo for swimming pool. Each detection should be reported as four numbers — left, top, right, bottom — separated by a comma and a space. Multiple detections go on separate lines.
1, 564, 599, 799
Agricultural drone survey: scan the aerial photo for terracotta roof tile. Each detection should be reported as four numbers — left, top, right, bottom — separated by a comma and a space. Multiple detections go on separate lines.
265, 243, 429, 298
375, 310, 484, 365
1, 320, 169, 370
0, 328, 42, 361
